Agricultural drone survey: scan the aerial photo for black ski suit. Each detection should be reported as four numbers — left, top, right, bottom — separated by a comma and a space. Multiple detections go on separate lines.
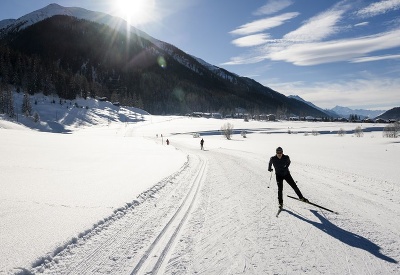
268, 154, 304, 205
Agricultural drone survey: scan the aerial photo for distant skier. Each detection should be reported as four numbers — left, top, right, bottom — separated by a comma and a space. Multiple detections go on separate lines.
268, 147, 308, 209
166, 139, 169, 145
200, 138, 204, 150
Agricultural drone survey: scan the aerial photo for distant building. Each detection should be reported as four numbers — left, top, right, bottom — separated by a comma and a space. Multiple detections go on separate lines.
267, 114, 276, 121
363, 118, 374, 123
305, 116, 315, 121
212, 113, 222, 119
191, 112, 203, 117
375, 118, 387, 123
189, 112, 222, 119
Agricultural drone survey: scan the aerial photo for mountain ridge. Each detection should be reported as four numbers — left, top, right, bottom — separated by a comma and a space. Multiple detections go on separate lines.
331, 105, 385, 119
289, 95, 390, 119
0, 4, 327, 117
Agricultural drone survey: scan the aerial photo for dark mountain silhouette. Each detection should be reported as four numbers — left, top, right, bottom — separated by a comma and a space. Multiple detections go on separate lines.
376, 107, 400, 120
0, 4, 328, 117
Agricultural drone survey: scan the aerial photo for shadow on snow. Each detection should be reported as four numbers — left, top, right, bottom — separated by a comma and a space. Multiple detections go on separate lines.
285, 209, 398, 264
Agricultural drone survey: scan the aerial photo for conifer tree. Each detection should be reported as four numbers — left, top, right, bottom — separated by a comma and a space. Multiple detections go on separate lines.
22, 93, 32, 116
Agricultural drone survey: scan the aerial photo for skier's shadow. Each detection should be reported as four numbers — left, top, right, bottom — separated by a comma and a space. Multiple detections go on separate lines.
285, 209, 398, 263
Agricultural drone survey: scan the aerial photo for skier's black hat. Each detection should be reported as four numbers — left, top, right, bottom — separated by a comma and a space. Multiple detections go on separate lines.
276, 147, 283, 152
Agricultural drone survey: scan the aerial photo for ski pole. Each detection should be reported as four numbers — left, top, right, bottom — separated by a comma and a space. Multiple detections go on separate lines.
268, 171, 272, 188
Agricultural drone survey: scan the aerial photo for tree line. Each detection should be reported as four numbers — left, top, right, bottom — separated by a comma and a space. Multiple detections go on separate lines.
1, 15, 326, 117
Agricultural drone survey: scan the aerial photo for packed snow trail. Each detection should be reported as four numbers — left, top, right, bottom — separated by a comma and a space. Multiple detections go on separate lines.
163, 144, 399, 274
130, 156, 207, 274
30, 131, 399, 274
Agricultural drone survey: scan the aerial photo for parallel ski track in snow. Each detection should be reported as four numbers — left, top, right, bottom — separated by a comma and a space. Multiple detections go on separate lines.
35, 153, 207, 275
130, 156, 207, 274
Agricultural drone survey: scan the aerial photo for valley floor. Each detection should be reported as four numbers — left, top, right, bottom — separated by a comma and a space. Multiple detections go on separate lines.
31, 123, 400, 274
1, 117, 399, 274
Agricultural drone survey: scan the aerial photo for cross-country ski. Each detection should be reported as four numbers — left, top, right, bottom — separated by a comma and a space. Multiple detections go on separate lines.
287, 195, 339, 214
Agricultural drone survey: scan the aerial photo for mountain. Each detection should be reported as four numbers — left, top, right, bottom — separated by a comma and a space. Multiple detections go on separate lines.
331, 106, 385, 119
376, 107, 400, 120
0, 4, 327, 117
0, 3, 156, 44
287, 95, 389, 119
288, 95, 339, 118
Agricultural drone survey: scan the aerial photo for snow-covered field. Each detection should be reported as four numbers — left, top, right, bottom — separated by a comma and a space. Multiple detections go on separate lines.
1, 95, 399, 274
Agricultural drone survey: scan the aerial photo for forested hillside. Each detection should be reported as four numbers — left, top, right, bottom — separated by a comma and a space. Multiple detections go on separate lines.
1, 15, 327, 117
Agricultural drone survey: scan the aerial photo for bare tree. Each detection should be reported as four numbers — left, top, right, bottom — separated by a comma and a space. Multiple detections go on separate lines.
383, 122, 399, 138
312, 130, 319, 136
338, 128, 346, 136
221, 122, 234, 140
354, 126, 364, 137
276, 106, 288, 120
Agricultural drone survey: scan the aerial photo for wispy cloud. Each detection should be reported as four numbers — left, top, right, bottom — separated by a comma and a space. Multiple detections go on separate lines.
223, 1, 400, 109
227, 2, 353, 65
269, 29, 400, 65
232, 34, 271, 47
266, 76, 400, 109
226, 0, 400, 67
354, 22, 369, 27
254, 0, 293, 16
356, 0, 400, 18
283, 7, 346, 42
350, 54, 400, 63
224, 29, 400, 66
230, 12, 299, 36
222, 54, 266, 65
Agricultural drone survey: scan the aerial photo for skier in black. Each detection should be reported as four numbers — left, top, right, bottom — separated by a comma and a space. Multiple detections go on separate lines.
200, 138, 204, 150
268, 147, 308, 208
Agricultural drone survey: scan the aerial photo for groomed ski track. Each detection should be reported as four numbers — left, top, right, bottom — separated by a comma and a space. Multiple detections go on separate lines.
35, 148, 208, 275
33, 133, 399, 274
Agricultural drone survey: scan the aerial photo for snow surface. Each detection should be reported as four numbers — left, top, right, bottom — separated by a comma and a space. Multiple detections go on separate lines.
1, 96, 399, 274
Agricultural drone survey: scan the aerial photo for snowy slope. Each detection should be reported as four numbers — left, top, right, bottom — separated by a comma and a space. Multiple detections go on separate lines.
0, 93, 148, 132
1, 108, 399, 274
0, 4, 157, 44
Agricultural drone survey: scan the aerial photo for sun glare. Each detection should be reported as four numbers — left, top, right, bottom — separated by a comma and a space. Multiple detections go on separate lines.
115, 0, 155, 25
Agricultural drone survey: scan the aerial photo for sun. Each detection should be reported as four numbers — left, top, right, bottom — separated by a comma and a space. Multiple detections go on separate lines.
114, 0, 155, 25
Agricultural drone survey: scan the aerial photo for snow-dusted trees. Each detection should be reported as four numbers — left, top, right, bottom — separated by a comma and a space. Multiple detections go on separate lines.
383, 122, 400, 138
21, 93, 32, 116
0, 88, 15, 117
338, 128, 346, 136
354, 126, 364, 137
221, 122, 234, 140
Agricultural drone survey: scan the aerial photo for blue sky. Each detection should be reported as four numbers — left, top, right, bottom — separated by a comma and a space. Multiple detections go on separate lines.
1, 0, 399, 110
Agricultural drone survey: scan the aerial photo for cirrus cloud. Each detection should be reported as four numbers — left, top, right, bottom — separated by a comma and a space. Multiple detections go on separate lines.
268, 29, 400, 66
356, 0, 400, 18
283, 8, 346, 42
254, 0, 293, 16
230, 12, 299, 36
266, 76, 400, 110
232, 33, 271, 47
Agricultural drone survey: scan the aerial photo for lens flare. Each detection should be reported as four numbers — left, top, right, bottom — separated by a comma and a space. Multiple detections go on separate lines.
157, 56, 167, 68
